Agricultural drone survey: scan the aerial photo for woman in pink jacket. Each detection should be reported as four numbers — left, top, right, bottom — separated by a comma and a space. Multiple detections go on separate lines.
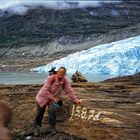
34, 67, 82, 133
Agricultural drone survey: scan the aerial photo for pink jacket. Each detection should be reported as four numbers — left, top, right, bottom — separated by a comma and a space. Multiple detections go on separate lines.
36, 75, 77, 107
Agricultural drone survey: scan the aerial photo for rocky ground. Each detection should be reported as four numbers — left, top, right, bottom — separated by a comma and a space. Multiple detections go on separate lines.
0, 73, 140, 140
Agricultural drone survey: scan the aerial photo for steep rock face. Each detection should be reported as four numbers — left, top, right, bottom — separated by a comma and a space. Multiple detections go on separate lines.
1, 2, 140, 41
0, 1, 140, 59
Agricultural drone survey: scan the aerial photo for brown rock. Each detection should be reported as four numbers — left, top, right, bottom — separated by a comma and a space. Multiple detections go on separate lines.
0, 73, 140, 139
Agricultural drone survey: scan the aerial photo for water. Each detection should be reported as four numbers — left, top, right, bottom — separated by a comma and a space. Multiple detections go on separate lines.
0, 72, 117, 85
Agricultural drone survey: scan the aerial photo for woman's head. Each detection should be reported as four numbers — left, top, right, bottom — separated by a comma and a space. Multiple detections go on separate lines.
57, 67, 66, 79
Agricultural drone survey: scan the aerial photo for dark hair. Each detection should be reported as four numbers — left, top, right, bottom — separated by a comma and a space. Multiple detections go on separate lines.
58, 67, 66, 74
48, 66, 57, 76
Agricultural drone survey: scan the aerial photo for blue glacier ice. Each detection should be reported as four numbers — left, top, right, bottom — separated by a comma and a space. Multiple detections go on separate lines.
31, 35, 140, 76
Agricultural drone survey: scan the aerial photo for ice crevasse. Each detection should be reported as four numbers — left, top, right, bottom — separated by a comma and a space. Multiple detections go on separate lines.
31, 35, 140, 76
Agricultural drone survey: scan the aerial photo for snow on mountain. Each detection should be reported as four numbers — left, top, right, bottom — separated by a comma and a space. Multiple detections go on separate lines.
31, 35, 140, 76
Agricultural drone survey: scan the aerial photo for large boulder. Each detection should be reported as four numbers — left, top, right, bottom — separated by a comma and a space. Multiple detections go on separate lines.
71, 71, 87, 82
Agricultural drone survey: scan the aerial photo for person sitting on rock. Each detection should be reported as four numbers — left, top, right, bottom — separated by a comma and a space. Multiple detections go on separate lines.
71, 74, 79, 83
71, 71, 87, 82
75, 71, 82, 77
34, 67, 82, 135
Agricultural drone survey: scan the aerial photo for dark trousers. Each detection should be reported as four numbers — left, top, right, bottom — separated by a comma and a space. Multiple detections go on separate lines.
34, 103, 57, 128
34, 104, 46, 127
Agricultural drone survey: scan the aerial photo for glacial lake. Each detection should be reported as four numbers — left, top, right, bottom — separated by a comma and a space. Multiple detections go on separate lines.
0, 72, 117, 85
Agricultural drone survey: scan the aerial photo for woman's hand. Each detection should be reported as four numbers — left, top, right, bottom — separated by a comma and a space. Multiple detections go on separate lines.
74, 98, 82, 104
53, 97, 59, 103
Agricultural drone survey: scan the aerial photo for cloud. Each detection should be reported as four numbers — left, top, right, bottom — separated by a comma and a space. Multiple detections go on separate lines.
77, 1, 101, 8
7, 5, 29, 15
0, 0, 122, 15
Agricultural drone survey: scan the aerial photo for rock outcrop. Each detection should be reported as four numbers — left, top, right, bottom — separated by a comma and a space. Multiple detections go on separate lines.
71, 71, 87, 82
0, 73, 140, 139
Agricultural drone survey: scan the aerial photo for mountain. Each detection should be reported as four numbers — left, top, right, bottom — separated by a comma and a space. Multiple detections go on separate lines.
31, 35, 140, 76
0, 2, 140, 52
0, 1, 140, 72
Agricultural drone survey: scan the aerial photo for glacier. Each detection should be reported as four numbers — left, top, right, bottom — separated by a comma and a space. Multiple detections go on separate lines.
31, 35, 140, 76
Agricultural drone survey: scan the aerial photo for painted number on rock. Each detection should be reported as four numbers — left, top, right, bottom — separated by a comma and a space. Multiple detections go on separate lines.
69, 105, 101, 122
